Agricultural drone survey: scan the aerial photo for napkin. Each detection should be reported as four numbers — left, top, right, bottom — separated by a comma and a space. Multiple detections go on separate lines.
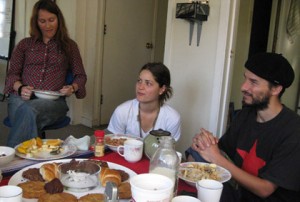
64, 135, 91, 151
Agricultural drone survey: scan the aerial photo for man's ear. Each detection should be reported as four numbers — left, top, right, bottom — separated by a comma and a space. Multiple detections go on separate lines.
272, 85, 283, 96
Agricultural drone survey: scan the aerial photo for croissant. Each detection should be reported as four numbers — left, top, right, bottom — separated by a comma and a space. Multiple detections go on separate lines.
100, 167, 122, 187
39, 163, 59, 182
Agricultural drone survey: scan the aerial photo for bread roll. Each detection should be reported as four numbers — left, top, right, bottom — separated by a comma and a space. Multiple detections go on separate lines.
100, 167, 121, 187
40, 163, 59, 182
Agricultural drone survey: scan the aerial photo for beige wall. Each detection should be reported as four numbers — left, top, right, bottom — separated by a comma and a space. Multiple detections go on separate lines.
164, 0, 237, 153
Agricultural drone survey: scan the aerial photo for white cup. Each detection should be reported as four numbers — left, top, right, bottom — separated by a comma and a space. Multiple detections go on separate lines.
196, 179, 223, 202
0, 185, 22, 202
172, 195, 201, 202
130, 173, 173, 202
117, 139, 143, 163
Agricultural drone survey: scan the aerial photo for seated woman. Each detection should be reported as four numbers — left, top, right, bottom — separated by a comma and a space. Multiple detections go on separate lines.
107, 62, 181, 141
4, 0, 87, 147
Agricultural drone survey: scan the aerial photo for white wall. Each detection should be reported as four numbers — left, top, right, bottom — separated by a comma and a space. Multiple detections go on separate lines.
164, 0, 236, 154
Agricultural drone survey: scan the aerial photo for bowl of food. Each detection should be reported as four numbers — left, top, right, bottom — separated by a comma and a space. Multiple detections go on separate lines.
0, 146, 15, 167
105, 134, 142, 152
57, 159, 101, 192
178, 162, 231, 187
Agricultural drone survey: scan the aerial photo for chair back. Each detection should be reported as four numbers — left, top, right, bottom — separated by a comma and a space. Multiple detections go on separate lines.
65, 69, 74, 85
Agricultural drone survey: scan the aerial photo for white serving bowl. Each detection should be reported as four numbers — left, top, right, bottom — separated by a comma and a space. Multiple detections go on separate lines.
0, 146, 15, 167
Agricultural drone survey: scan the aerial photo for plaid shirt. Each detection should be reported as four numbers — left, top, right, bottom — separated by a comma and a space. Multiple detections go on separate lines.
4, 37, 87, 99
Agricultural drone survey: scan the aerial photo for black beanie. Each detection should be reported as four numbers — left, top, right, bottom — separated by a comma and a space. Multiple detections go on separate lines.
245, 52, 295, 88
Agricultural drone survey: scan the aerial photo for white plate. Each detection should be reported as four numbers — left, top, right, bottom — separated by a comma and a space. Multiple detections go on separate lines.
178, 162, 231, 187
14, 140, 77, 161
8, 159, 137, 202
105, 134, 142, 152
33, 89, 64, 100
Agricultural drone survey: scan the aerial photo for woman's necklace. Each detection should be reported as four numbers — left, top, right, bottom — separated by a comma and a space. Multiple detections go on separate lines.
138, 104, 160, 138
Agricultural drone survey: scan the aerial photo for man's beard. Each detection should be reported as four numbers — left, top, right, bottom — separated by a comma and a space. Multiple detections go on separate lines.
242, 91, 270, 111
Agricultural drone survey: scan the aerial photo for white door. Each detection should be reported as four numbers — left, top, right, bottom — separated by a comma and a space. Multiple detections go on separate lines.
100, 0, 156, 124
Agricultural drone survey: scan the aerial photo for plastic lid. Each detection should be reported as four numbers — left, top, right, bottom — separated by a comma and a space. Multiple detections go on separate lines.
94, 130, 105, 137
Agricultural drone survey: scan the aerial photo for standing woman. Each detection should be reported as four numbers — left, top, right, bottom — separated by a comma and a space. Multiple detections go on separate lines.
107, 62, 181, 141
4, 0, 87, 147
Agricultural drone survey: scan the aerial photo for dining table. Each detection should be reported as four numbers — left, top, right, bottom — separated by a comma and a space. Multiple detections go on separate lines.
0, 149, 198, 198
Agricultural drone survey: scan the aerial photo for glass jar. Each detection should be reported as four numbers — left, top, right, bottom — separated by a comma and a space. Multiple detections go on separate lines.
94, 130, 105, 157
149, 136, 179, 197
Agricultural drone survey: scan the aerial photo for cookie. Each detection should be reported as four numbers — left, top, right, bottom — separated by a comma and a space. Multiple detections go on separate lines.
38, 192, 77, 202
118, 182, 132, 199
22, 168, 44, 181
18, 181, 46, 199
78, 193, 105, 202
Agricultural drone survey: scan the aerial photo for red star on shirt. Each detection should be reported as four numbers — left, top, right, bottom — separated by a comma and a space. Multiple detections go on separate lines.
237, 140, 266, 176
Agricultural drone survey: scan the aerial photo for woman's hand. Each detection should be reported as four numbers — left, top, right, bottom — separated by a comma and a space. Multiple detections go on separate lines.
60, 85, 75, 97
20, 86, 34, 100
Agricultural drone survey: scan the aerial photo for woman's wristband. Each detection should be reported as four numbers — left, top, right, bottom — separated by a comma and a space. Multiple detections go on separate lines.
18, 84, 27, 96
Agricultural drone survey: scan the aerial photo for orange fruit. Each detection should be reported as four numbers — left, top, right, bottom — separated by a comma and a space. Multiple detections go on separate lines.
45, 139, 62, 146
17, 146, 27, 154
36, 137, 43, 147
21, 138, 36, 148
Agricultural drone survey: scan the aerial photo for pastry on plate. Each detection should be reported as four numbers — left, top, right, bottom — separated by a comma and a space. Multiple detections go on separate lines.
18, 181, 46, 199
40, 163, 59, 182
118, 182, 132, 199
38, 192, 77, 202
78, 193, 105, 202
100, 167, 122, 187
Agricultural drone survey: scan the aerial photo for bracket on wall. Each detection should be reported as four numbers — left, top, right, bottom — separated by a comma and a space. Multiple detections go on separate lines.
176, 1, 210, 46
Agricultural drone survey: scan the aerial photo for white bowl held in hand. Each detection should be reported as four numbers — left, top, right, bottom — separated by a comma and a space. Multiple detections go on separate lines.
33, 90, 63, 100
0, 146, 15, 167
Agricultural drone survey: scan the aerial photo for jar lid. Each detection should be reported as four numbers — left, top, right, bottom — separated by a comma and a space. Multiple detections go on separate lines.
94, 130, 105, 137
149, 129, 171, 137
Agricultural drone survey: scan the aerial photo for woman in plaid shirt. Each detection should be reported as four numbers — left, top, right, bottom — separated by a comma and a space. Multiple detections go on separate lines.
4, 0, 87, 147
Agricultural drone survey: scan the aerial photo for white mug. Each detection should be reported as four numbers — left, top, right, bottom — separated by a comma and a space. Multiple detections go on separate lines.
117, 139, 143, 163
0, 185, 22, 202
196, 179, 223, 202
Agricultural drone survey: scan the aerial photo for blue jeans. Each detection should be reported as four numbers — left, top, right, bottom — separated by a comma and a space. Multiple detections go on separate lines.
185, 147, 209, 162
7, 94, 69, 147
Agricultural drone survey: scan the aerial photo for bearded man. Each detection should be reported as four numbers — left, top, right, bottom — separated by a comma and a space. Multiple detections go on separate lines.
186, 52, 300, 202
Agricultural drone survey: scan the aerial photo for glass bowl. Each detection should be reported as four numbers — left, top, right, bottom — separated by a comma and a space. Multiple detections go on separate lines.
58, 160, 101, 192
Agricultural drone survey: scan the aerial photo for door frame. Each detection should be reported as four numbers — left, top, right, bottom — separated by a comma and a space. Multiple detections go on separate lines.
210, 0, 240, 137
